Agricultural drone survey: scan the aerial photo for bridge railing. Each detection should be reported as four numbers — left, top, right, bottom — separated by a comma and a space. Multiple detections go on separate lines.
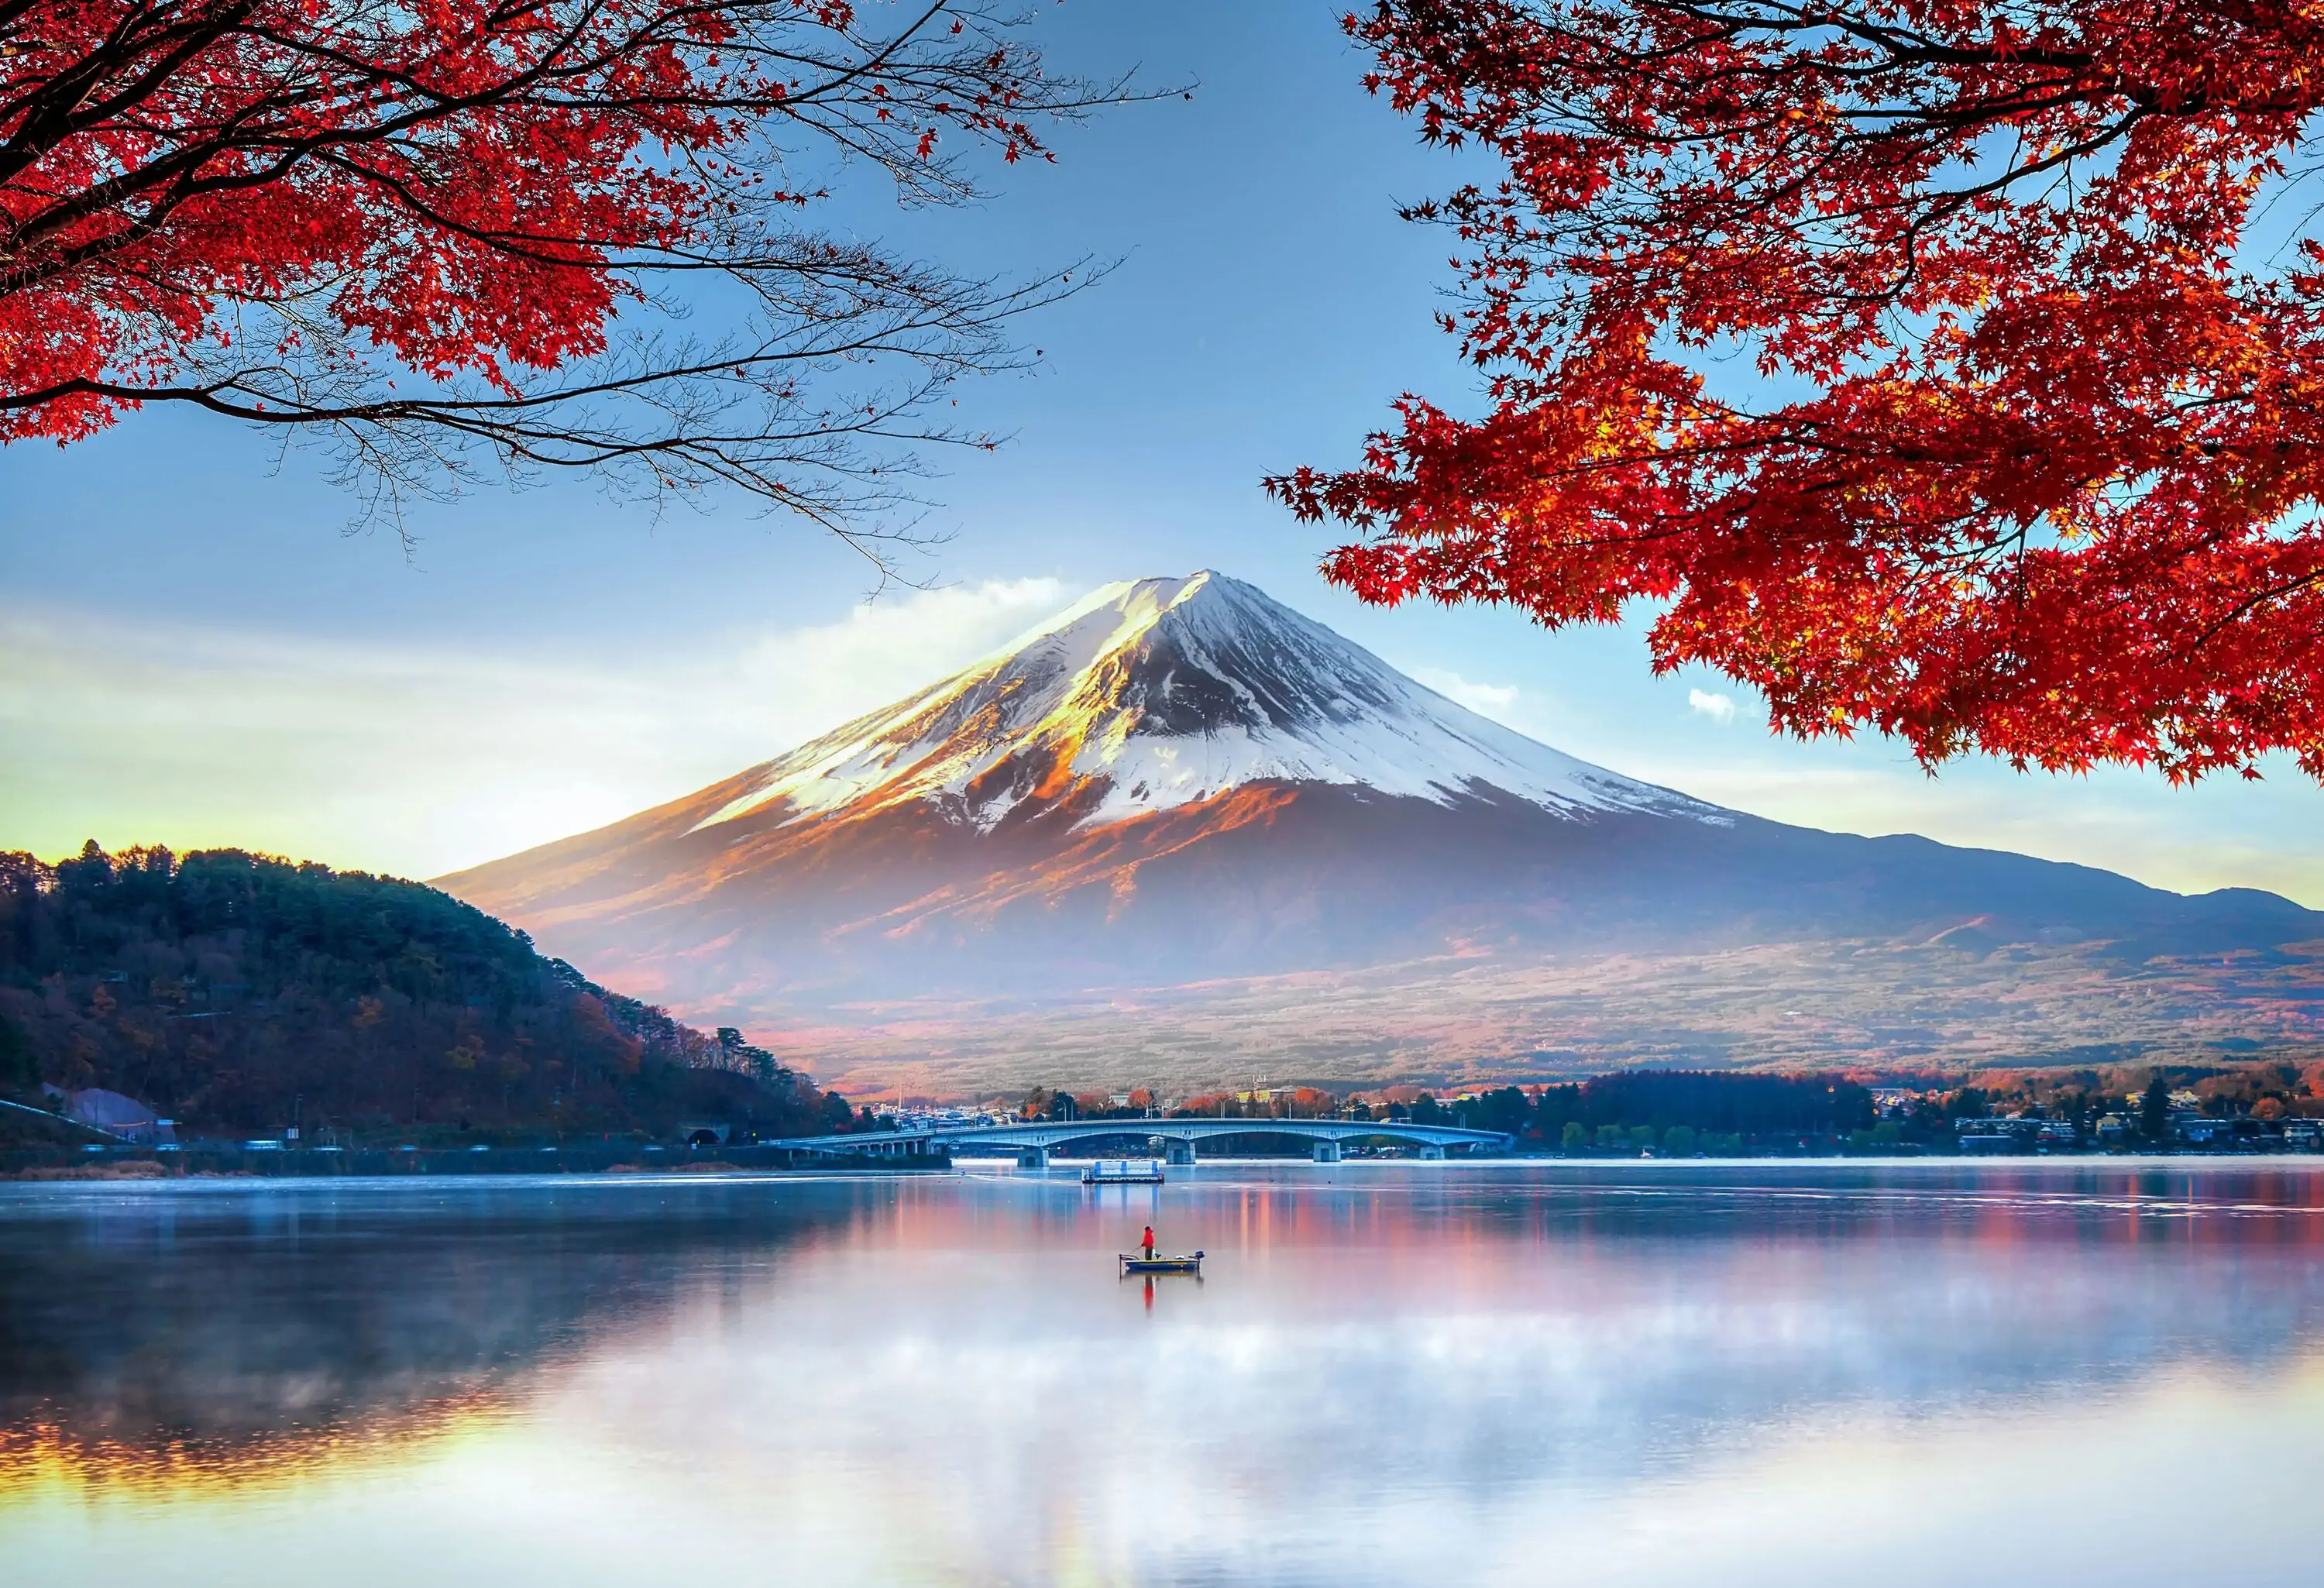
906, 1122, 1512, 1152
943, 1121, 1506, 1139
765, 1119, 1512, 1154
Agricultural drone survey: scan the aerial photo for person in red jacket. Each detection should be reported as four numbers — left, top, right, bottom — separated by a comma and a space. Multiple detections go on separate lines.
1140, 1225, 1156, 1259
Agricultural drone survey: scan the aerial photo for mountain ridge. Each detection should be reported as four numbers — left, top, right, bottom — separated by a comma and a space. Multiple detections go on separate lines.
678, 571, 1723, 838
439, 572, 2324, 1092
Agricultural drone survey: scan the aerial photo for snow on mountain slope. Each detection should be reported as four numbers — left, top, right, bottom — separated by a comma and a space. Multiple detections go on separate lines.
435, 569, 2324, 1082
689, 571, 1724, 835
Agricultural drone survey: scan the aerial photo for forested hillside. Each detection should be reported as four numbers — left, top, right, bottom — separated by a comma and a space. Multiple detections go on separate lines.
0, 844, 849, 1142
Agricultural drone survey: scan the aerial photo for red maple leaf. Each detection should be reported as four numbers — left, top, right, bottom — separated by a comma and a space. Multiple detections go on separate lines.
1270, 0, 2324, 783
0, 0, 1140, 547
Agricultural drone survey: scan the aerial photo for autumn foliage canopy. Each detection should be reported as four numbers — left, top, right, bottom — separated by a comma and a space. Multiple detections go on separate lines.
1271, 1, 2324, 781
0, 0, 1111, 534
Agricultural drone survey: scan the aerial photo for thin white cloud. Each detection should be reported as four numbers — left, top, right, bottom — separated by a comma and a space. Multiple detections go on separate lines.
0, 579, 1068, 880
1688, 688, 1738, 724
658, 578, 1069, 753
1411, 666, 1521, 722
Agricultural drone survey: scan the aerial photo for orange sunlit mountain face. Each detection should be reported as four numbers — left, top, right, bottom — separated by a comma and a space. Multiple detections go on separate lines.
434, 576, 2324, 1102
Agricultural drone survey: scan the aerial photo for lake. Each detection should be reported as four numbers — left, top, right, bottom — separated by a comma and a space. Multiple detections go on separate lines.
6, 1161, 2324, 1586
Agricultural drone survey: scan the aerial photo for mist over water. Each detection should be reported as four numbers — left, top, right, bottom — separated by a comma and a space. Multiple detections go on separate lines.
6, 1164, 2324, 1586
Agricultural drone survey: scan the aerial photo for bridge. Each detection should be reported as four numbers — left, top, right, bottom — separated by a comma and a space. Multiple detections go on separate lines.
763, 1116, 1513, 1166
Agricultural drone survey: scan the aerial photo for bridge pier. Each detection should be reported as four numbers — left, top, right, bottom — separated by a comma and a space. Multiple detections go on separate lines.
1311, 1139, 1342, 1164
1162, 1138, 1198, 1167
1418, 1143, 1446, 1161
1016, 1145, 1050, 1170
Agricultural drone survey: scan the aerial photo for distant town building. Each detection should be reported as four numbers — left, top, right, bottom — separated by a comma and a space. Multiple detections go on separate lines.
1954, 1116, 2078, 1152
2176, 1116, 2239, 1146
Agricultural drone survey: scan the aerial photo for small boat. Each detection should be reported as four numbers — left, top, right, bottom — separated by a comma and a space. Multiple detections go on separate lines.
1083, 1158, 1166, 1184
1119, 1250, 1204, 1275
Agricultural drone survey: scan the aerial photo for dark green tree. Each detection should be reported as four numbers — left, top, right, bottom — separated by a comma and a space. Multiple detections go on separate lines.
0, 1010, 34, 1092
1469, 1085, 1533, 1136
2140, 1077, 2176, 1148
0, 844, 837, 1139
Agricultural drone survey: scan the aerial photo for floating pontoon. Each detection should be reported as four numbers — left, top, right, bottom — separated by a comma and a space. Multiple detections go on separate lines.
1082, 1159, 1166, 1184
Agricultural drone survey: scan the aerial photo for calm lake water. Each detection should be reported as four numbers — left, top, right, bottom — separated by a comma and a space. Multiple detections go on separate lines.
7, 1161, 2324, 1586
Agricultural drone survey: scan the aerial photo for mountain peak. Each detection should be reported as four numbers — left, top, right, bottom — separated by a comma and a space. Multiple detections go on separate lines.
689, 572, 1722, 836
438, 577, 2324, 1089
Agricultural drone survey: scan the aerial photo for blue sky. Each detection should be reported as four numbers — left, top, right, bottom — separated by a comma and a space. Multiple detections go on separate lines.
3, 2, 2320, 903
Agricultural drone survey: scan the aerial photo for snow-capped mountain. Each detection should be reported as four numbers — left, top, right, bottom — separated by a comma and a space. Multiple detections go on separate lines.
439, 572, 2324, 1092
687, 571, 1718, 835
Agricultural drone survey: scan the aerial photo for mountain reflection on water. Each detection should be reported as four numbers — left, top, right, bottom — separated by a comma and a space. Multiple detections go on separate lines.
0, 1178, 864, 1479
7, 1163, 2324, 1587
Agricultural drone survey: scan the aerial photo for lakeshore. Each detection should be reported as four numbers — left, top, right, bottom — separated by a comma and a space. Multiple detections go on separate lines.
10, 1136, 2324, 1182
